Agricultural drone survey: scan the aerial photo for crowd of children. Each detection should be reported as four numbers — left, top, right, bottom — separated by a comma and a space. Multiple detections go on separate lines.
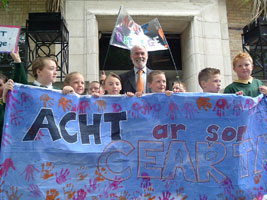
1, 49, 267, 148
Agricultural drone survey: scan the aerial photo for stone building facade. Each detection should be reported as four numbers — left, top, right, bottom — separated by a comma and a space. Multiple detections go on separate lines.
0, 0, 252, 92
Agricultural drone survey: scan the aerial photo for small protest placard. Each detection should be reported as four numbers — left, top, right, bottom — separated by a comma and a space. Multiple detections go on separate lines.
0, 25, 21, 53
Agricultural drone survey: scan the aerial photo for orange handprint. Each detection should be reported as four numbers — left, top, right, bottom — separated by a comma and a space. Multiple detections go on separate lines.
42, 162, 55, 180
95, 100, 107, 112
46, 188, 59, 200
197, 97, 212, 111
58, 97, 72, 112
95, 167, 106, 182
63, 183, 76, 200
6, 186, 23, 199
76, 166, 88, 181
254, 174, 262, 184
40, 94, 55, 107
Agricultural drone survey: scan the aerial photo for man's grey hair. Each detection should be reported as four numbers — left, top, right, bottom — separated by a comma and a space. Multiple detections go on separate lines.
130, 45, 147, 54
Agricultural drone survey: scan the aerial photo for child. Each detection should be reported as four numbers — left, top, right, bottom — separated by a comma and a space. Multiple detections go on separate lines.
145, 70, 172, 96
198, 68, 221, 93
0, 74, 8, 99
88, 81, 101, 95
224, 52, 267, 97
63, 72, 85, 95
31, 57, 59, 89
172, 81, 187, 93
104, 72, 134, 96
0, 49, 28, 147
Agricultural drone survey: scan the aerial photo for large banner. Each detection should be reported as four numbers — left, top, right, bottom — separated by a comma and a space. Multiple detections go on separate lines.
0, 25, 20, 53
110, 7, 168, 51
1, 83, 267, 199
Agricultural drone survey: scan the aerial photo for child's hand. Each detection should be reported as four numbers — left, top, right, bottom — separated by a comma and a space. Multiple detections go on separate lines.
62, 86, 74, 95
126, 92, 134, 97
259, 86, 267, 95
236, 91, 243, 96
3, 79, 14, 103
91, 92, 100, 98
135, 91, 143, 97
10, 48, 21, 63
165, 90, 173, 96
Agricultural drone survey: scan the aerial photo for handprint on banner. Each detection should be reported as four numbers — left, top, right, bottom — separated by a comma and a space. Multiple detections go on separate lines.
158, 191, 175, 200
99, 185, 110, 199
143, 186, 155, 198
71, 104, 77, 112
197, 97, 212, 111
58, 97, 72, 112
95, 167, 106, 182
86, 178, 99, 194
254, 174, 261, 184
76, 166, 88, 181
140, 172, 151, 189
6, 186, 23, 200
10, 109, 24, 126
28, 184, 41, 198
55, 168, 70, 184
1, 125, 12, 147
73, 188, 87, 200
119, 191, 130, 199
167, 102, 179, 120
78, 101, 90, 113
244, 98, 255, 115
176, 187, 188, 200
112, 103, 122, 112
129, 100, 152, 119
152, 103, 161, 118
34, 130, 44, 141
213, 98, 230, 117
40, 94, 55, 108
6, 89, 20, 110
181, 102, 198, 119
46, 188, 59, 200
21, 164, 40, 182
41, 162, 55, 180
20, 92, 33, 108
63, 183, 76, 200
95, 100, 106, 112
141, 100, 153, 115
108, 176, 123, 191
129, 102, 142, 118
232, 100, 243, 116
220, 177, 234, 199
0, 176, 4, 193
0, 158, 15, 177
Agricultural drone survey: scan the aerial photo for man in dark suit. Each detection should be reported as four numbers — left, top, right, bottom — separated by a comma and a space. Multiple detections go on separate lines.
120, 45, 152, 94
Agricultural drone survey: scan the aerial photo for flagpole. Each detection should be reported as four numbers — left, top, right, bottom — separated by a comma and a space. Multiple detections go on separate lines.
155, 18, 180, 80
168, 46, 180, 80
103, 6, 123, 70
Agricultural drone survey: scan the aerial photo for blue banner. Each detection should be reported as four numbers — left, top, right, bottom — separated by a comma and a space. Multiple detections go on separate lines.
1, 83, 267, 200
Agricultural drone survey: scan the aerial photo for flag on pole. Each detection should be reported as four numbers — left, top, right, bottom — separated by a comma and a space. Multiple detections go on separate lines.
110, 6, 168, 51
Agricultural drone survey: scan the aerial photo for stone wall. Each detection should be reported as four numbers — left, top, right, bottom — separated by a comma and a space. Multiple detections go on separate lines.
0, 0, 45, 26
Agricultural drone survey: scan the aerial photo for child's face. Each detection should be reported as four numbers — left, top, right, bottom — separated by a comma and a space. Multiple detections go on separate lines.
0, 79, 4, 97
37, 60, 57, 85
202, 74, 221, 93
234, 58, 253, 80
70, 74, 85, 95
88, 82, 100, 94
173, 83, 186, 93
148, 74, 166, 93
104, 76, 122, 95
